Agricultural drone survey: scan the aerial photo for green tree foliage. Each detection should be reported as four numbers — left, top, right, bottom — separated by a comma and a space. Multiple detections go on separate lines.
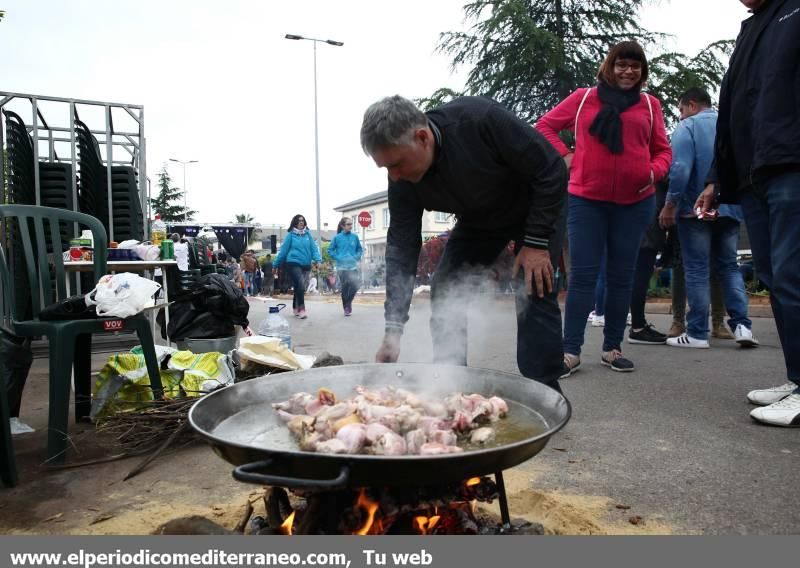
647, 40, 734, 128
422, 0, 732, 129
234, 213, 255, 224
150, 166, 195, 222
421, 0, 656, 121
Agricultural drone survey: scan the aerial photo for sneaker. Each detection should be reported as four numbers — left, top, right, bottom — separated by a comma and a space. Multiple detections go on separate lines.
293, 308, 300, 317
749, 393, 800, 426
591, 314, 605, 327
734, 324, 759, 347
297, 308, 307, 319
587, 310, 596, 322
627, 323, 667, 345
666, 333, 710, 349
626, 312, 632, 326
562, 353, 581, 377
668, 321, 686, 338
747, 383, 798, 406
344, 306, 352, 317
711, 325, 735, 340
601, 349, 635, 372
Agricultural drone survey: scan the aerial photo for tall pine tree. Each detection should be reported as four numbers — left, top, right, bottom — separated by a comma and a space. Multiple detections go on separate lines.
422, 0, 731, 127
150, 166, 195, 222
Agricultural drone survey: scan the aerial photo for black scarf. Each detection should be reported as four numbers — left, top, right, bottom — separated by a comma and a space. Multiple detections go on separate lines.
589, 80, 641, 154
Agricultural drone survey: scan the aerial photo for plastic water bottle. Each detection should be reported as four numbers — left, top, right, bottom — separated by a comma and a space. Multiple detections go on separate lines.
151, 214, 167, 246
258, 303, 292, 349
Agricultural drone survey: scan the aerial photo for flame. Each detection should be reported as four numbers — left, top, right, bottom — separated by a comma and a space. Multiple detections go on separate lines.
353, 489, 380, 535
466, 477, 481, 487
413, 510, 441, 535
280, 511, 295, 535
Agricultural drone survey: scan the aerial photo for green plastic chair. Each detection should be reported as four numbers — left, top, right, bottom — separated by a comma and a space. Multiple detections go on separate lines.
0, 205, 164, 475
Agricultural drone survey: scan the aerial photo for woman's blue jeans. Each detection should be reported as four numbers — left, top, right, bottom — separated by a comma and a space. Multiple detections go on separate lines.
286, 263, 308, 310
563, 194, 655, 355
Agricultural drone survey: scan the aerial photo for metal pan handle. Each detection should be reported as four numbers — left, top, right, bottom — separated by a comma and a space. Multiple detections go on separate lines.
233, 459, 351, 489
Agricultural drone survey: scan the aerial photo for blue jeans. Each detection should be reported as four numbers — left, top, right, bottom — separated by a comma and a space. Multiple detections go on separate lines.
594, 251, 607, 316
286, 263, 308, 310
563, 194, 655, 355
740, 171, 800, 386
339, 269, 360, 308
676, 217, 751, 340
244, 271, 254, 296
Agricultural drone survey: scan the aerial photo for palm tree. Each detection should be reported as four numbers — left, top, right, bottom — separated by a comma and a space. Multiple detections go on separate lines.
234, 213, 255, 224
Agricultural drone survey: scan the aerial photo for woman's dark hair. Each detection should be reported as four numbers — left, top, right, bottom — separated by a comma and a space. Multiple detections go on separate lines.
597, 41, 649, 88
289, 214, 307, 230
337, 217, 352, 234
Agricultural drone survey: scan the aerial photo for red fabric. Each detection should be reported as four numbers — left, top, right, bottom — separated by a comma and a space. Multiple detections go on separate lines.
535, 87, 672, 205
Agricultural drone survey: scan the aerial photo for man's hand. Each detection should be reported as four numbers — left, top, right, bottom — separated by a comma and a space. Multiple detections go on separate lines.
564, 153, 574, 170
694, 183, 717, 213
659, 201, 677, 229
375, 333, 401, 363
513, 247, 554, 298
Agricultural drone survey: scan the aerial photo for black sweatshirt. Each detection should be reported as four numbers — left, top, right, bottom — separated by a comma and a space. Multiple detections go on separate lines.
383, 96, 567, 334
709, 0, 800, 200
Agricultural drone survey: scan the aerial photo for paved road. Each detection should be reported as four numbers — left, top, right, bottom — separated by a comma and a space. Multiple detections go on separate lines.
249, 293, 799, 534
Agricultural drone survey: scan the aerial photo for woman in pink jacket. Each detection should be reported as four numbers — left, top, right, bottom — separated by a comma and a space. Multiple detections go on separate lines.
536, 41, 672, 374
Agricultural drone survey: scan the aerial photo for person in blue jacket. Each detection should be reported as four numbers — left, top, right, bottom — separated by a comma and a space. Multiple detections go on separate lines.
272, 214, 321, 319
329, 217, 364, 316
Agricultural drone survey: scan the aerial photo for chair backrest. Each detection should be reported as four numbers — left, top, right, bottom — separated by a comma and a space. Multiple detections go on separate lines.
0, 205, 108, 324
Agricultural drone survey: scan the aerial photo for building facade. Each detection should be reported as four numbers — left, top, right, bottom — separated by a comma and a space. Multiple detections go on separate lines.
334, 190, 456, 282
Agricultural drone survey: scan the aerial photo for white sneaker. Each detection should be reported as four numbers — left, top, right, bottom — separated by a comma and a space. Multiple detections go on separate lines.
666, 333, 710, 349
747, 383, 798, 406
750, 393, 800, 426
591, 314, 605, 327
587, 310, 596, 322
734, 324, 759, 347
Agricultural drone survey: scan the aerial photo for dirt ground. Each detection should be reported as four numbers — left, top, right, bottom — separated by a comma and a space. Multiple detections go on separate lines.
2, 415, 672, 535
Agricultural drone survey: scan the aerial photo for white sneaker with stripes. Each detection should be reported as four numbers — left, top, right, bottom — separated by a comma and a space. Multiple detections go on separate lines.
666, 333, 710, 349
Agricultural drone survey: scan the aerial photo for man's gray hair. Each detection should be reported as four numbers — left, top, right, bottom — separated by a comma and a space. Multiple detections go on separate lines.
360, 95, 428, 156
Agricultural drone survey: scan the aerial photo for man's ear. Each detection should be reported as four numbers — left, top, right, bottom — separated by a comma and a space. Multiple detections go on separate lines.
415, 127, 433, 148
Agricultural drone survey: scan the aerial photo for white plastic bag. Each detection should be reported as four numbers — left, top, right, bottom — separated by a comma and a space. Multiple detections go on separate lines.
135, 243, 160, 261
86, 273, 161, 318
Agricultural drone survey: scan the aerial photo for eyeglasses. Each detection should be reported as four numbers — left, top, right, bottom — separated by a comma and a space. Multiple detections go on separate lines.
344, 222, 353, 226
614, 61, 642, 72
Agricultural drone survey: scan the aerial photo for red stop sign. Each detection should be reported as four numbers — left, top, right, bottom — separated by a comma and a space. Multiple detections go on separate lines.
358, 211, 372, 228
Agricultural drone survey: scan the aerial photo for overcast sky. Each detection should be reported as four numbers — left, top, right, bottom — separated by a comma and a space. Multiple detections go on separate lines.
1, 0, 748, 231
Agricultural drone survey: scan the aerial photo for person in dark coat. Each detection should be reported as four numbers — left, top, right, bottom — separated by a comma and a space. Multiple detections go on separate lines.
360, 94, 568, 393
695, 0, 800, 426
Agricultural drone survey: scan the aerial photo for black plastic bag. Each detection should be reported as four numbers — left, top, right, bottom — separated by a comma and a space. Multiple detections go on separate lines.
39, 295, 97, 321
156, 273, 249, 341
1, 330, 33, 417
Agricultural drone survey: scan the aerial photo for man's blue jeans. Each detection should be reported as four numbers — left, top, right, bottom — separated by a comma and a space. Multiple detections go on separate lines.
563, 194, 655, 355
740, 171, 800, 386
244, 271, 254, 296
676, 217, 751, 340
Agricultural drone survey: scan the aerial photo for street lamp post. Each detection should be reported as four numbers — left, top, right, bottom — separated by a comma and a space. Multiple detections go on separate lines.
169, 158, 199, 222
284, 33, 343, 244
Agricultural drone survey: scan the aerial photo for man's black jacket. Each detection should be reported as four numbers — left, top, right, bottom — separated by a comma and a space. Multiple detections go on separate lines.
383, 96, 566, 334
712, 0, 800, 202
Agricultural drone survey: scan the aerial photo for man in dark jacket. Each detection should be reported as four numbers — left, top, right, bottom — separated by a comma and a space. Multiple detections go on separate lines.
360, 95, 568, 392
696, 0, 800, 426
